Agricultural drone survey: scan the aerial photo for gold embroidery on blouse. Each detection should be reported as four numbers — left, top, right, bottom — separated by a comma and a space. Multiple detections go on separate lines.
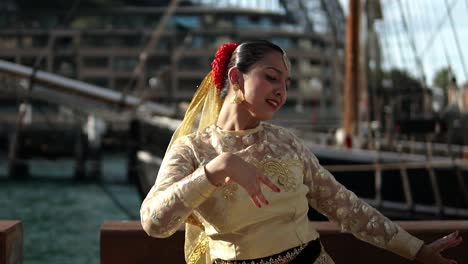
222, 183, 239, 200
315, 167, 328, 179
253, 159, 302, 192
187, 235, 210, 264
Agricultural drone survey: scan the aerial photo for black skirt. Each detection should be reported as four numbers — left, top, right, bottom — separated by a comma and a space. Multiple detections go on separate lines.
212, 239, 322, 264
290, 239, 321, 263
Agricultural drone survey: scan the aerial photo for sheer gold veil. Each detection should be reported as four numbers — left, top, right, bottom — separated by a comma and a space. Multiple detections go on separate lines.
164, 70, 222, 264
165, 42, 241, 264
166, 71, 222, 151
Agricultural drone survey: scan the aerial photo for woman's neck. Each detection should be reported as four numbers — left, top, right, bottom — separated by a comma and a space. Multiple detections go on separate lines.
216, 104, 259, 131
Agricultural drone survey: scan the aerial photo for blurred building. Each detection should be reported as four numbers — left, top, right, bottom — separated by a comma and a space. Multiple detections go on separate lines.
0, 0, 346, 124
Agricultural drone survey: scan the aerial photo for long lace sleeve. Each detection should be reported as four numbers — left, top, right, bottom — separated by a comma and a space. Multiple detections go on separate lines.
140, 136, 218, 238
298, 140, 424, 260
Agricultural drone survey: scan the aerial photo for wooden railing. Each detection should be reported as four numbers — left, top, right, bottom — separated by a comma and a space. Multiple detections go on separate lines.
2, 219, 466, 263
100, 220, 468, 264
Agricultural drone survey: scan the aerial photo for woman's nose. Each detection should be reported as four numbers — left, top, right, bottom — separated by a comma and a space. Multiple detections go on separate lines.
274, 85, 285, 97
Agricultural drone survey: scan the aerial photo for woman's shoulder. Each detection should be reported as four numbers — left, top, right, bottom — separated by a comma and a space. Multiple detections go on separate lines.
173, 125, 214, 147
263, 122, 298, 139
263, 122, 311, 152
170, 132, 198, 151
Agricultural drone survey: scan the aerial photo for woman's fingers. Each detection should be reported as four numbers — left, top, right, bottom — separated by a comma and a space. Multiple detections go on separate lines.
441, 231, 461, 248
432, 231, 463, 253
228, 163, 281, 208
441, 258, 458, 264
249, 195, 262, 208
248, 183, 270, 208
416, 231, 463, 264
249, 173, 282, 208
258, 174, 281, 193
255, 192, 269, 206
444, 236, 463, 252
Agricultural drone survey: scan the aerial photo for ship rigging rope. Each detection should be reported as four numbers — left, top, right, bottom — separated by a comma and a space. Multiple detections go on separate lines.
404, 0, 417, 42
443, 0, 468, 81
412, 1, 427, 49
387, 1, 409, 69
377, 23, 395, 69
11, 0, 83, 132
385, 1, 409, 71
419, 0, 458, 60
98, 182, 139, 220
396, 0, 427, 84
424, 0, 453, 68
120, 0, 179, 110
32, 0, 82, 69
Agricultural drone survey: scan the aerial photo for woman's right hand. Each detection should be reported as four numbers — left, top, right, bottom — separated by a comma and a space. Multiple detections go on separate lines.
415, 231, 462, 264
205, 152, 281, 208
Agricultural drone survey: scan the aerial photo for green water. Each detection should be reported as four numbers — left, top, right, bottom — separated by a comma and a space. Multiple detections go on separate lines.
0, 155, 142, 264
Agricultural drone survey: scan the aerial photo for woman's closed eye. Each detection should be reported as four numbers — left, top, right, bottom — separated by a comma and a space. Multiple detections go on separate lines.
266, 74, 277, 81
267, 75, 290, 92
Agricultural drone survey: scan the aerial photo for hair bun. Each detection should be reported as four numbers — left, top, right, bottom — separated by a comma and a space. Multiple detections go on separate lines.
211, 42, 239, 90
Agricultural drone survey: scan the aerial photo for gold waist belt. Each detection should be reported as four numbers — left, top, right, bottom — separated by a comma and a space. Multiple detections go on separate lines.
212, 243, 308, 264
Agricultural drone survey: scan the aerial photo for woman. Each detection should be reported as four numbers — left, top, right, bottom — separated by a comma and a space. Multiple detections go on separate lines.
140, 40, 462, 264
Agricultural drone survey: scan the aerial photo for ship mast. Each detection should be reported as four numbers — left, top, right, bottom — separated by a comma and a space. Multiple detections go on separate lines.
344, 0, 361, 148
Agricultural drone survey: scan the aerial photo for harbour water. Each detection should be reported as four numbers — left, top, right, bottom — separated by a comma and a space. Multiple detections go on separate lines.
0, 154, 142, 264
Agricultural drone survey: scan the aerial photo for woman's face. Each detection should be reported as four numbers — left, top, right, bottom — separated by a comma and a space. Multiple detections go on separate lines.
240, 51, 290, 121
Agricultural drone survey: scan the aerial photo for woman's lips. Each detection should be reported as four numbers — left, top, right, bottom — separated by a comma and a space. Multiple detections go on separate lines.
266, 99, 279, 109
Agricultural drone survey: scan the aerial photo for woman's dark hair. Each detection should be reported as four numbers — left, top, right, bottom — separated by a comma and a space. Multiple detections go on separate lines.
220, 40, 286, 98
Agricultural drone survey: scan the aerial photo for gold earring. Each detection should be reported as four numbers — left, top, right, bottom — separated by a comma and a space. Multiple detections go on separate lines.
232, 84, 244, 104
233, 94, 243, 104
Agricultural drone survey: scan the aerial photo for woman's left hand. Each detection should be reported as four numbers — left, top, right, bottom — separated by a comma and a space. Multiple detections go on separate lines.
415, 231, 463, 264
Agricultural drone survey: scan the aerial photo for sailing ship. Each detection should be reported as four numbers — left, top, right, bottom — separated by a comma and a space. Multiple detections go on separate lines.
0, 0, 468, 220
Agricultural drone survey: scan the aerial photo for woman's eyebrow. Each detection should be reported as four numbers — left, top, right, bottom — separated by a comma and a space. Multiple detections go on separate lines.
265, 66, 291, 81
265, 66, 292, 83
265, 66, 283, 74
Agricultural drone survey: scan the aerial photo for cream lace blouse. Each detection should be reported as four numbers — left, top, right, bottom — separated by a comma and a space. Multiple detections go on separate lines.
140, 123, 423, 262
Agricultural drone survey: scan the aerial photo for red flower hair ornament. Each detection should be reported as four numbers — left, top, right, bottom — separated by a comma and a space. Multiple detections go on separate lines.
211, 42, 239, 90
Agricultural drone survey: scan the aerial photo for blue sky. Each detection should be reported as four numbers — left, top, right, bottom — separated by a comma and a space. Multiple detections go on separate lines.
340, 0, 468, 86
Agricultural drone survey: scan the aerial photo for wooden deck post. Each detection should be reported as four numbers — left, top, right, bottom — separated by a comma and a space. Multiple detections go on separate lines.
0, 220, 23, 264
100, 221, 185, 264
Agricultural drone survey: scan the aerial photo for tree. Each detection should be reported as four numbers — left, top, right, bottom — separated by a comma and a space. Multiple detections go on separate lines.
380, 69, 424, 92
433, 67, 456, 89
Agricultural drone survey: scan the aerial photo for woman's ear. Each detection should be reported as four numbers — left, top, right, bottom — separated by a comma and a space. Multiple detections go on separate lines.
227, 67, 243, 87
